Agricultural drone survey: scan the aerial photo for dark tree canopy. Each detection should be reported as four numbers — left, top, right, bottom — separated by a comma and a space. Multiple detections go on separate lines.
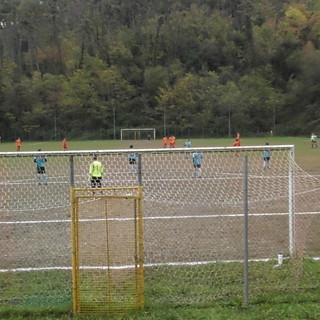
0, 0, 320, 140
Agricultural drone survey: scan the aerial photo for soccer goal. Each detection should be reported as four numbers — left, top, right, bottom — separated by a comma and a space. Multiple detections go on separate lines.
120, 128, 156, 140
1, 145, 320, 313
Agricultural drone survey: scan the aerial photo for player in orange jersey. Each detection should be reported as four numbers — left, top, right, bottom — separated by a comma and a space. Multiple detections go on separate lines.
62, 138, 68, 151
15, 138, 21, 151
162, 136, 168, 148
233, 138, 240, 157
172, 135, 176, 148
169, 135, 176, 148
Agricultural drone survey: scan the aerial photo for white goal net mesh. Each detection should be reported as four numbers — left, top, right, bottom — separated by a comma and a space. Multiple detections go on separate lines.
1, 145, 320, 311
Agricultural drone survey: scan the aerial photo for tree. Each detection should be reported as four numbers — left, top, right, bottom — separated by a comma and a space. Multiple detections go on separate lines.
218, 81, 242, 137
60, 57, 134, 138
237, 73, 283, 134
30, 72, 66, 139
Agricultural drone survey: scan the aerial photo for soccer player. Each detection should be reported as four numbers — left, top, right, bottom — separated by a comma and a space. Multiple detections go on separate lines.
311, 133, 318, 148
34, 149, 48, 185
162, 136, 168, 148
233, 138, 240, 157
169, 135, 176, 148
263, 143, 271, 169
89, 155, 104, 193
15, 137, 21, 151
173, 135, 176, 147
184, 139, 191, 159
184, 139, 191, 148
62, 138, 68, 151
128, 145, 137, 172
192, 151, 203, 178
168, 135, 173, 148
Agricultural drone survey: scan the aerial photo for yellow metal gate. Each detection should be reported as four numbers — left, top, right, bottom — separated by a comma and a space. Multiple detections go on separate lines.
70, 187, 144, 315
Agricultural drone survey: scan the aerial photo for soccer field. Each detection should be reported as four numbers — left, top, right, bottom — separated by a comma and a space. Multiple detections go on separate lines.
1, 139, 320, 316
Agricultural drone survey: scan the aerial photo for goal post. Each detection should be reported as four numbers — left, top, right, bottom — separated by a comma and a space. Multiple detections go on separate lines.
120, 128, 156, 140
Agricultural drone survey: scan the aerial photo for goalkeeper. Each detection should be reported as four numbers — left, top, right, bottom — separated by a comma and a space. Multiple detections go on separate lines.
192, 151, 203, 178
34, 149, 47, 185
89, 155, 104, 192
128, 145, 137, 172
184, 139, 191, 159
263, 142, 271, 169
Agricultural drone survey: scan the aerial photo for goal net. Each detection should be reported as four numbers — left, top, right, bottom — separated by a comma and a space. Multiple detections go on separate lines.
120, 128, 156, 140
1, 145, 320, 314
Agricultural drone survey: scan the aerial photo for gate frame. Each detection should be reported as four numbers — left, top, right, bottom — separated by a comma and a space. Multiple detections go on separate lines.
70, 186, 144, 315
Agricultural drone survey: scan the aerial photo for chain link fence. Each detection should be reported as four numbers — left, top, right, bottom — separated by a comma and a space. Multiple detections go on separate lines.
1, 146, 320, 314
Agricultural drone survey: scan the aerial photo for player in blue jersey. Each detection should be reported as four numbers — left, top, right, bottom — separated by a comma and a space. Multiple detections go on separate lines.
192, 151, 203, 178
184, 139, 191, 159
128, 145, 137, 172
34, 149, 47, 185
184, 139, 191, 148
263, 143, 271, 169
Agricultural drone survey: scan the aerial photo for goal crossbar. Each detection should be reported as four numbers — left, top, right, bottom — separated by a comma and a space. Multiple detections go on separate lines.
120, 128, 156, 140
0, 144, 294, 157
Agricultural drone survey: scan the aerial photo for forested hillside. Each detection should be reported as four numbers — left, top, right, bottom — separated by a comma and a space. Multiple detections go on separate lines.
1, 0, 320, 140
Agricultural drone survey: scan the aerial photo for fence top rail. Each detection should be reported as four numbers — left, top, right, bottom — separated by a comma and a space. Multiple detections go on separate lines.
0, 145, 294, 157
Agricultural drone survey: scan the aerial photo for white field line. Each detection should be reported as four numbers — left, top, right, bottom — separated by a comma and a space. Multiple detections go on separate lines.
1, 257, 320, 273
1, 211, 320, 225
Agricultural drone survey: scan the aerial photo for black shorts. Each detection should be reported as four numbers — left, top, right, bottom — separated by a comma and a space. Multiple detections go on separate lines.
37, 166, 46, 174
129, 159, 136, 165
264, 157, 270, 161
91, 176, 102, 188
194, 164, 201, 168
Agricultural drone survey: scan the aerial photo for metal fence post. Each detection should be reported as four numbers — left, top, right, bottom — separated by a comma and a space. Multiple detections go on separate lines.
137, 153, 142, 186
243, 155, 249, 305
70, 155, 75, 188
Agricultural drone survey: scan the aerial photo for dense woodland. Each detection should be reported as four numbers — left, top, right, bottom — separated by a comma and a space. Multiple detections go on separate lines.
1, 0, 320, 141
